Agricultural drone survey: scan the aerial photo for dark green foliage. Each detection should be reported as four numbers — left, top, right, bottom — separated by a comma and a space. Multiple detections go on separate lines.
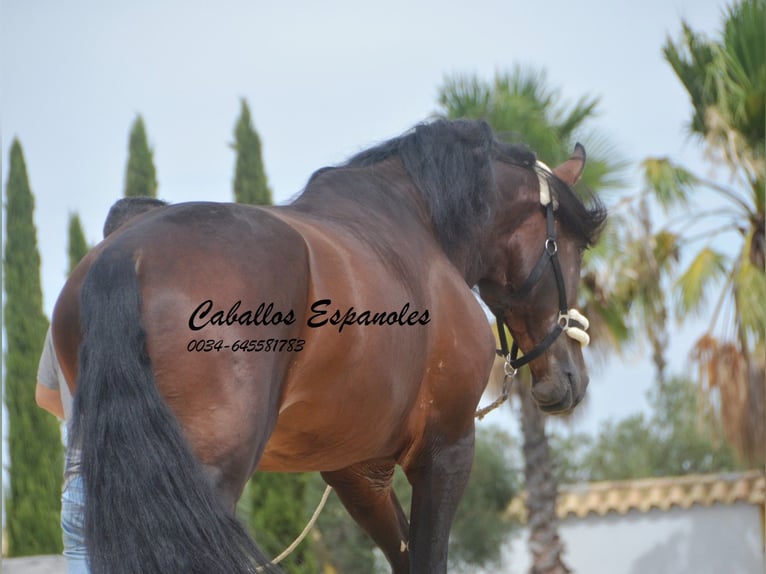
664, 0, 765, 155
124, 115, 158, 198
3, 139, 64, 555
239, 473, 317, 574
552, 377, 744, 484
232, 99, 272, 205
67, 212, 89, 274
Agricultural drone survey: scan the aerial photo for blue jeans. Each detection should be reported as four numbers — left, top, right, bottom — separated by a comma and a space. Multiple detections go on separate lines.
62, 474, 90, 574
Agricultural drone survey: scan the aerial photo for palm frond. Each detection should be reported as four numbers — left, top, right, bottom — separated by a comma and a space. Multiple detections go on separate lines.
556, 95, 600, 143
718, 0, 766, 147
437, 75, 492, 120
584, 295, 631, 354
652, 230, 681, 272
641, 157, 697, 212
663, 21, 718, 139
571, 129, 630, 193
674, 246, 728, 317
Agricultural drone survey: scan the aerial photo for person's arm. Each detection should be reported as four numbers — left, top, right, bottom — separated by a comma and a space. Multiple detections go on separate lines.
37, 327, 66, 419
36, 382, 65, 419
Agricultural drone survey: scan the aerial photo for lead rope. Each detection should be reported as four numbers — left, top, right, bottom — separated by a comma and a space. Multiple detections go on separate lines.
475, 355, 517, 420
474, 311, 519, 420
256, 483, 334, 572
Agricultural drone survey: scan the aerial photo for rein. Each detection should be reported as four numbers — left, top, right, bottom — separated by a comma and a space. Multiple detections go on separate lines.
493, 164, 590, 375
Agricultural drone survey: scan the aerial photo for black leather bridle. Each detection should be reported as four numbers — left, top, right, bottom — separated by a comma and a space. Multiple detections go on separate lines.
493, 169, 589, 373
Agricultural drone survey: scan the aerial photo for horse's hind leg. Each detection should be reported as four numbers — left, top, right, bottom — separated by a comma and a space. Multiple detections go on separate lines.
403, 424, 475, 573
321, 461, 410, 574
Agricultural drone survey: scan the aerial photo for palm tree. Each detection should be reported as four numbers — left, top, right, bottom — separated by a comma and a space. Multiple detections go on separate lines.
606, 198, 681, 386
640, 0, 764, 464
438, 67, 626, 574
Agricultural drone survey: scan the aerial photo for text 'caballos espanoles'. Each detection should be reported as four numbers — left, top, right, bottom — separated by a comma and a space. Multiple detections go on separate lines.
188, 299, 431, 334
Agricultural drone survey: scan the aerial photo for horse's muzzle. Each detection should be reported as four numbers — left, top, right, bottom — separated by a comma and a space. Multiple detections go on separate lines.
532, 367, 589, 414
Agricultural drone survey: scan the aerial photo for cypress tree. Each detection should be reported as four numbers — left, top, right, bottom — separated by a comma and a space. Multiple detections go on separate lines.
67, 212, 89, 274
232, 99, 272, 205
124, 115, 158, 198
3, 139, 64, 555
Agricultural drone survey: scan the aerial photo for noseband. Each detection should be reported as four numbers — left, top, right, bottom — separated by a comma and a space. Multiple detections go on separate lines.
494, 163, 590, 372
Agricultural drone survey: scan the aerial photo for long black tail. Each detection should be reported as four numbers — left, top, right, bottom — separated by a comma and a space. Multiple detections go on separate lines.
70, 247, 279, 574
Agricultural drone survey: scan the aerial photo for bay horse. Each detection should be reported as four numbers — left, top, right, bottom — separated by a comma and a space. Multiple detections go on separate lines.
52, 119, 606, 573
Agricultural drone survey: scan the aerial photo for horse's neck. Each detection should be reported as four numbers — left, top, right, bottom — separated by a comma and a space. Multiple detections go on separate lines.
290, 162, 495, 284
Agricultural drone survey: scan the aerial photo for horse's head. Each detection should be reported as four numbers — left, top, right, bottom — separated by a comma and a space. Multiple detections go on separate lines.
479, 144, 606, 414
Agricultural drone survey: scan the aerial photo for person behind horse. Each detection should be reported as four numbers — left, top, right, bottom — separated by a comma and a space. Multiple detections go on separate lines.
35, 196, 168, 574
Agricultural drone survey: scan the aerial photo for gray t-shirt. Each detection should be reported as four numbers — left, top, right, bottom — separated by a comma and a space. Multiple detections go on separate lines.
37, 327, 80, 478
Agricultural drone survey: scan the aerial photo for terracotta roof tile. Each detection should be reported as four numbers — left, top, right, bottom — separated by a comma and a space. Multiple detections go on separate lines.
507, 470, 764, 522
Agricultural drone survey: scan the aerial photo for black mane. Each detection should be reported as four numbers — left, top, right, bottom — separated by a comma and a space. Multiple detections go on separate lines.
302, 118, 605, 256
546, 170, 607, 247
345, 119, 534, 259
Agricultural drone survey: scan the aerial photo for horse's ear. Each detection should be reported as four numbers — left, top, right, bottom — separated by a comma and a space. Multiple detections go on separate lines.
552, 143, 586, 186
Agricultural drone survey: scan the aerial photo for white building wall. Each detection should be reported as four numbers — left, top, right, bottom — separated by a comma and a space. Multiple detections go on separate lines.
500, 502, 764, 574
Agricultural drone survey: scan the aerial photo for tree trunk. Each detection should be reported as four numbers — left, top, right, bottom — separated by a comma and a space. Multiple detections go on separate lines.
518, 378, 572, 574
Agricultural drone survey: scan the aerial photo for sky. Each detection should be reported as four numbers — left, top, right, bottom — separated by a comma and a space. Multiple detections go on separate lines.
1, 0, 727, 443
